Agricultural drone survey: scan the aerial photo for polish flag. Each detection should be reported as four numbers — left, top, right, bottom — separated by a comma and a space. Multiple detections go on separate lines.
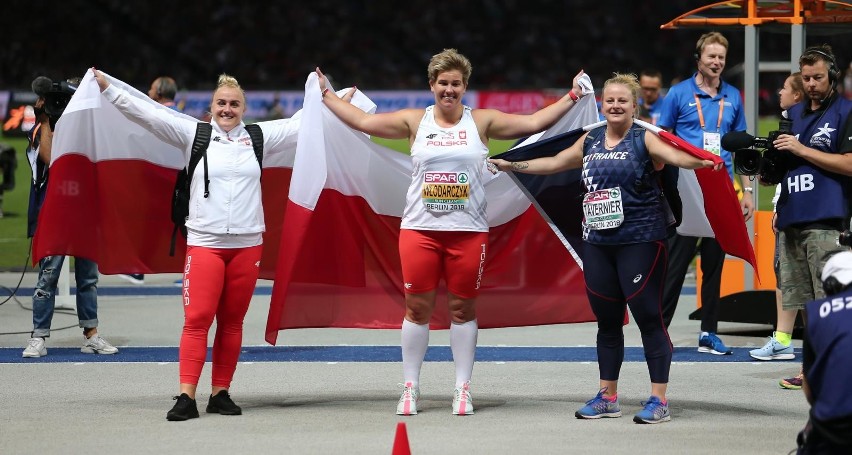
264, 74, 603, 343
31, 70, 307, 276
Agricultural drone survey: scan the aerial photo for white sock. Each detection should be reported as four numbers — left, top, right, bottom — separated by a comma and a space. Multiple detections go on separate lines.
401, 319, 429, 386
450, 319, 478, 387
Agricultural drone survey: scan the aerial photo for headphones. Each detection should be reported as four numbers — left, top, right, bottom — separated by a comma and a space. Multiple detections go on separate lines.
693, 32, 716, 61
803, 48, 840, 85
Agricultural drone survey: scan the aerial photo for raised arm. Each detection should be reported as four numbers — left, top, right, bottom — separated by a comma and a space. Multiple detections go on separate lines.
477, 71, 589, 140
92, 68, 196, 150
316, 67, 418, 140
488, 132, 587, 175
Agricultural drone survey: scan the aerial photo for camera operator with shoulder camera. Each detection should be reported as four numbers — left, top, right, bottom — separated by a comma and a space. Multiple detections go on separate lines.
21, 76, 118, 359
795, 251, 852, 454
767, 46, 852, 387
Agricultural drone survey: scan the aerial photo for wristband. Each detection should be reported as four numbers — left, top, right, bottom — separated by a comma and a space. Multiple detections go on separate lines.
322, 87, 330, 97
568, 89, 579, 102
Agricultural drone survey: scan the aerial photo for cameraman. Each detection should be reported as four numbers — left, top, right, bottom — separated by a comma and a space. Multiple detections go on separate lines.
772, 46, 852, 388
795, 251, 852, 454
21, 76, 118, 358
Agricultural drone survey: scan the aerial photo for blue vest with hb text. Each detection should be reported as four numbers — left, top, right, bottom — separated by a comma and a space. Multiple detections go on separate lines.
581, 125, 672, 245
776, 97, 852, 229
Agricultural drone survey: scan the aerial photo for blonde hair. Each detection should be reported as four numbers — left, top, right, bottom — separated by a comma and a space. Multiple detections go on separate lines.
427, 49, 472, 86
603, 72, 641, 105
214, 73, 245, 100
695, 31, 729, 56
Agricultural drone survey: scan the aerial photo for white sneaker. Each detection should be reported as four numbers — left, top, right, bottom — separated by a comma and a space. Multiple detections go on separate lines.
117, 274, 145, 285
452, 381, 474, 416
396, 382, 420, 416
23, 337, 47, 358
81, 334, 119, 354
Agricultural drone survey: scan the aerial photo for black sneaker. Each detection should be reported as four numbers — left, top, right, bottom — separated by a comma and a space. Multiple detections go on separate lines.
206, 390, 242, 415
166, 393, 199, 421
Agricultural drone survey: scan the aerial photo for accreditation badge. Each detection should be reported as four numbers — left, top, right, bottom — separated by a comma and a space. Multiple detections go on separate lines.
703, 132, 721, 156
582, 187, 624, 230
421, 171, 470, 212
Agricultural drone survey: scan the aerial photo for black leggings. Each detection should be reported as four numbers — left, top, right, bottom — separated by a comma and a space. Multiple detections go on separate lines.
584, 241, 673, 384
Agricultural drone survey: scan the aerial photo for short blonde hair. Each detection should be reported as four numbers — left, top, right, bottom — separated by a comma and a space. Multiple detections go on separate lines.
696, 31, 729, 56
214, 73, 245, 100
427, 49, 472, 86
603, 73, 641, 105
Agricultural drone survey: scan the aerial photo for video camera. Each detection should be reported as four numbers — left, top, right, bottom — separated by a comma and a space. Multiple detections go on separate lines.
32, 76, 78, 130
721, 119, 794, 185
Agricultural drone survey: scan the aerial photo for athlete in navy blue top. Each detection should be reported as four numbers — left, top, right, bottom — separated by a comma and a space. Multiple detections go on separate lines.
796, 251, 852, 453
490, 73, 722, 424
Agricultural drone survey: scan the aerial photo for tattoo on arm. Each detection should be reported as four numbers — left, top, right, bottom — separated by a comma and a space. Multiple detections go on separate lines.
511, 162, 529, 171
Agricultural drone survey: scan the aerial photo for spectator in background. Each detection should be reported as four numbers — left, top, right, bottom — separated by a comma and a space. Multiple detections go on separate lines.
749, 72, 805, 364
657, 31, 754, 355
118, 76, 181, 286
795, 251, 852, 453
23, 76, 118, 359
637, 69, 665, 125
149, 76, 179, 110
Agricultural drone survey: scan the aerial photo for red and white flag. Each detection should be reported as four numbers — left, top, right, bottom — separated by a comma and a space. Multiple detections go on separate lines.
264, 74, 601, 343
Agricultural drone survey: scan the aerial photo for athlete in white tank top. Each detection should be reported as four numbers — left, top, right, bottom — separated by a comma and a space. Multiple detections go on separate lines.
403, 105, 489, 232
317, 51, 590, 417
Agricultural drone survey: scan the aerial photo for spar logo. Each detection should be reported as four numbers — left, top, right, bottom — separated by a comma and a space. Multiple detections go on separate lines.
425, 172, 468, 183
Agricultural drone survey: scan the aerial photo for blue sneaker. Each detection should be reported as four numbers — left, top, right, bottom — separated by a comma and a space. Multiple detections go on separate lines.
698, 332, 733, 355
633, 396, 671, 424
575, 388, 622, 419
749, 335, 795, 361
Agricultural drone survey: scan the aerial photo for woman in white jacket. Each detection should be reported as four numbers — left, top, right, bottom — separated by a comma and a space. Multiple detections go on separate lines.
93, 68, 352, 421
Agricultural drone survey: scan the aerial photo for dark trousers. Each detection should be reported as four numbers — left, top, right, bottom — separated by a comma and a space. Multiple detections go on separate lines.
661, 234, 724, 332
584, 241, 673, 384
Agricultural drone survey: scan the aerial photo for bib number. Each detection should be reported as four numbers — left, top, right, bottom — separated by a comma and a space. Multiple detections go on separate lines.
583, 187, 624, 230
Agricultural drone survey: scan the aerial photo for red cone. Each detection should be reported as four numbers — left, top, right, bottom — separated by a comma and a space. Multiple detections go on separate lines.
392, 421, 411, 455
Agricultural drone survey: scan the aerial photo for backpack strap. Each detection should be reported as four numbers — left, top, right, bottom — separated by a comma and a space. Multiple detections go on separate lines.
244, 123, 264, 169
188, 122, 213, 198
169, 122, 212, 256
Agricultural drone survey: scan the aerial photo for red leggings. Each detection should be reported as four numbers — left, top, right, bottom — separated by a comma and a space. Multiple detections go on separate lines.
179, 245, 262, 388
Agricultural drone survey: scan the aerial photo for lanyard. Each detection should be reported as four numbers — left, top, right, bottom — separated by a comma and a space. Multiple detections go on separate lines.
693, 93, 725, 132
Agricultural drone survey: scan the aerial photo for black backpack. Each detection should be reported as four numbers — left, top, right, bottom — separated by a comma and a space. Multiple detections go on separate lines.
169, 123, 264, 256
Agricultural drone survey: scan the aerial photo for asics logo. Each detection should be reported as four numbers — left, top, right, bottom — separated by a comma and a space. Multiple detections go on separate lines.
633, 274, 643, 283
